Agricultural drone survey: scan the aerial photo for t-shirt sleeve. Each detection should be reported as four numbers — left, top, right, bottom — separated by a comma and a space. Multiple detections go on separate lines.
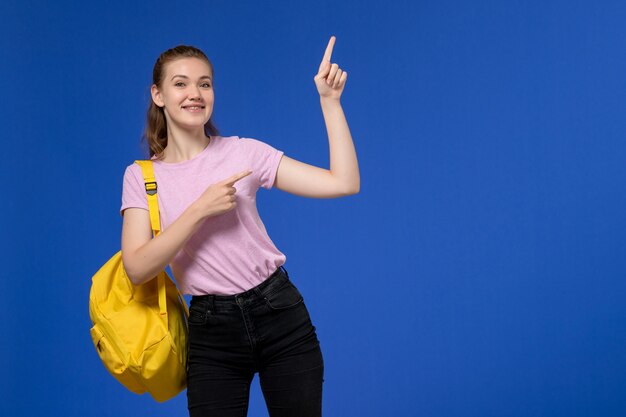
120, 164, 148, 216
237, 137, 284, 190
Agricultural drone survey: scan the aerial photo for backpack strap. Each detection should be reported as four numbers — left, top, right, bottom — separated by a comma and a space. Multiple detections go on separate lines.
134, 160, 161, 233
133, 160, 170, 320
132, 160, 190, 320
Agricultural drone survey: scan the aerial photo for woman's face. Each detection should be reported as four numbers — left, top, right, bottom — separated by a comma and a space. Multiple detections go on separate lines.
151, 57, 214, 133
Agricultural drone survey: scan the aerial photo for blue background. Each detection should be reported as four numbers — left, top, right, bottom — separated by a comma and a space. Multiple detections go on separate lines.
3, 0, 626, 416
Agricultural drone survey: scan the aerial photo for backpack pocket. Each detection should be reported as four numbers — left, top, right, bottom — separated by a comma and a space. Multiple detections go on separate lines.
90, 324, 144, 394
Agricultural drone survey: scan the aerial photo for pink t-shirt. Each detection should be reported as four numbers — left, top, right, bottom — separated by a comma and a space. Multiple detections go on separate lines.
120, 135, 286, 295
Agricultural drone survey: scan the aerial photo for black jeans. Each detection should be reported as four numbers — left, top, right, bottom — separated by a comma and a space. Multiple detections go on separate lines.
186, 266, 324, 417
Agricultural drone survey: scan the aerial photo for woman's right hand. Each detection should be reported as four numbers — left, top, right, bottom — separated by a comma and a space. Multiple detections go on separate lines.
192, 170, 253, 218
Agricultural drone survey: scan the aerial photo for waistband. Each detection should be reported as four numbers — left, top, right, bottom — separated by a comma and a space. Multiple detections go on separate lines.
191, 265, 289, 307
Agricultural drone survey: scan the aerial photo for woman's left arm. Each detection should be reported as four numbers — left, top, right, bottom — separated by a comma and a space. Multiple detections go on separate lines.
274, 36, 360, 198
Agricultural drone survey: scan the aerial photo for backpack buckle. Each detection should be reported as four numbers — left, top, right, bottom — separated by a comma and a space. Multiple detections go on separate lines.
145, 181, 157, 196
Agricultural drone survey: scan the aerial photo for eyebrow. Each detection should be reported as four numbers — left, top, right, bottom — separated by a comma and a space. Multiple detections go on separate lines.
171, 74, 212, 81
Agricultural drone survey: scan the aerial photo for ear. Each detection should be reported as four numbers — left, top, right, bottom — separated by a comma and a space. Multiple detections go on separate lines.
151, 84, 164, 107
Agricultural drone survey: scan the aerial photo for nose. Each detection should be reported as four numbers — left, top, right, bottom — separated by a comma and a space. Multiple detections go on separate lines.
189, 85, 202, 100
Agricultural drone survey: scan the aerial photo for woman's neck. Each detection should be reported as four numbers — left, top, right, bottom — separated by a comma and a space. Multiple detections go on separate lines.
161, 125, 211, 163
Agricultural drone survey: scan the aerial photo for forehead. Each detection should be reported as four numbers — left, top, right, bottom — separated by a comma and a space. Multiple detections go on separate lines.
164, 57, 212, 78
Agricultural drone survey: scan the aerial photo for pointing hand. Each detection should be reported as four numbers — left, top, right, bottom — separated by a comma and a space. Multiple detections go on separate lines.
313, 36, 348, 100
194, 170, 253, 218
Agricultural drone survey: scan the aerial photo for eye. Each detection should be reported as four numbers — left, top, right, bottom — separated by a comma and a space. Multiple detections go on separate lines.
201, 83, 211, 88
174, 82, 185, 87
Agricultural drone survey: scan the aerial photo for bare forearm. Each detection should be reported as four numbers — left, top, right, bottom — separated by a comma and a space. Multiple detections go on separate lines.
126, 204, 205, 285
320, 97, 360, 193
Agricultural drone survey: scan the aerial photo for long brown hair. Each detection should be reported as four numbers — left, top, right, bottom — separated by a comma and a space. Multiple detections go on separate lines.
142, 45, 219, 160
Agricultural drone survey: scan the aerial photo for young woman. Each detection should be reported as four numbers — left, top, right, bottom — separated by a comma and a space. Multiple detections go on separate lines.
119, 36, 359, 417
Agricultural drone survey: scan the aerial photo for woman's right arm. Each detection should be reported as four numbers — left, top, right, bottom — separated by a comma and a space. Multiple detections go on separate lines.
121, 169, 252, 285
121, 204, 204, 285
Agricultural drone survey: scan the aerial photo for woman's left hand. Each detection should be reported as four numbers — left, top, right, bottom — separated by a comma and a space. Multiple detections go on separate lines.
314, 36, 347, 100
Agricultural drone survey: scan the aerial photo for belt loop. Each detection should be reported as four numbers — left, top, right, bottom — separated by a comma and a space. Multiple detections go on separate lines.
207, 295, 215, 314
253, 287, 264, 299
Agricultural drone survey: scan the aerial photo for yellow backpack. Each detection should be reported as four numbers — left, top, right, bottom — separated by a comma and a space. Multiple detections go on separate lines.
89, 160, 189, 402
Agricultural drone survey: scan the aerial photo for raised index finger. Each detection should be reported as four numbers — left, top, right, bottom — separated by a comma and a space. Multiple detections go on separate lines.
322, 36, 335, 62
221, 170, 253, 186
